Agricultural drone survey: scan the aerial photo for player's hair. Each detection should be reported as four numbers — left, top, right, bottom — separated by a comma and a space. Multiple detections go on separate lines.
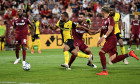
18, 9, 23, 12
79, 12, 85, 16
110, 5, 115, 9
102, 7, 110, 13
62, 12, 69, 18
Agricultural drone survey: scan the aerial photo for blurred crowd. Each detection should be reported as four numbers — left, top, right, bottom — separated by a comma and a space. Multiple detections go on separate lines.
0, 0, 140, 45
0, 0, 140, 20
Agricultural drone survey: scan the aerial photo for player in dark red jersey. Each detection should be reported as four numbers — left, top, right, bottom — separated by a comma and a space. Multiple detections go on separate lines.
128, 15, 140, 50
97, 8, 139, 75
13, 9, 35, 67
68, 13, 100, 68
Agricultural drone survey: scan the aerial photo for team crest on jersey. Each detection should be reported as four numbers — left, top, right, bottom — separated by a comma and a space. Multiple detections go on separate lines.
67, 25, 69, 27
21, 20, 24, 22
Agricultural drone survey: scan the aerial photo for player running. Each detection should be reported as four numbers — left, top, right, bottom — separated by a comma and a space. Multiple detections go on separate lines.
128, 15, 140, 50
68, 12, 99, 68
0, 16, 6, 51
30, 16, 41, 54
96, 8, 139, 75
49, 12, 94, 69
109, 6, 128, 64
13, 9, 35, 67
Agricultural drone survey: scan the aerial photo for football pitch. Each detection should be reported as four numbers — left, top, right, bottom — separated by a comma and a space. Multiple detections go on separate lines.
0, 45, 140, 84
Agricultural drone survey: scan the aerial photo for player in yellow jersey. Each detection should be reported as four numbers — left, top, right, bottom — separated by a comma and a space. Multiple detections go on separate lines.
30, 16, 41, 54
49, 12, 94, 70
0, 16, 6, 51
109, 6, 128, 64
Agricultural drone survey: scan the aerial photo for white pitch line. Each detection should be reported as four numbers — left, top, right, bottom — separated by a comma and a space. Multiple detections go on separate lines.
18, 82, 40, 84
0, 55, 101, 58
0, 81, 16, 84
0, 81, 40, 84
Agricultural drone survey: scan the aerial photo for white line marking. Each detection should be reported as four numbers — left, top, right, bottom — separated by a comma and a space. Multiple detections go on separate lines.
0, 55, 100, 58
0, 81, 16, 84
0, 81, 40, 84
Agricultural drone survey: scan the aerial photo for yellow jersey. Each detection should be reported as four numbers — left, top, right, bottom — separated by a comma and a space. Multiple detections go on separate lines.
56, 20, 77, 42
113, 13, 121, 34
29, 21, 40, 34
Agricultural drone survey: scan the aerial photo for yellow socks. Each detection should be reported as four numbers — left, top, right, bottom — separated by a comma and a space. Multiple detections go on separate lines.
37, 39, 41, 51
77, 52, 89, 58
0, 42, 1, 51
27, 38, 29, 49
2, 42, 4, 51
120, 46, 125, 55
31, 41, 34, 50
64, 51, 69, 65
0, 42, 4, 51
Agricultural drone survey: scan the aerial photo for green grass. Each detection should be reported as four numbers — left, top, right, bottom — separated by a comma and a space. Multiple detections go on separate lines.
0, 45, 140, 84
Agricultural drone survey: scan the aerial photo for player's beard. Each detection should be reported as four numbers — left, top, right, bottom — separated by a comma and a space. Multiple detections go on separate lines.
78, 20, 83, 24
109, 12, 115, 17
18, 14, 23, 18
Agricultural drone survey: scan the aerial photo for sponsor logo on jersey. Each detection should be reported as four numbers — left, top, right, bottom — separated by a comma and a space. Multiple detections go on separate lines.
16, 22, 25, 25
133, 23, 139, 25
76, 29, 85, 33
102, 26, 108, 29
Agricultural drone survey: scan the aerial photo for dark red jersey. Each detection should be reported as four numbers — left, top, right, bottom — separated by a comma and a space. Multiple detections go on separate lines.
13, 17, 32, 39
72, 22, 88, 41
101, 16, 115, 40
131, 20, 140, 34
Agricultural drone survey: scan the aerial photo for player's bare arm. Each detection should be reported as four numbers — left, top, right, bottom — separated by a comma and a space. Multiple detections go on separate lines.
88, 28, 101, 35
48, 24, 58, 30
119, 20, 125, 31
76, 24, 96, 33
11, 23, 16, 35
76, 25, 90, 31
128, 25, 132, 34
29, 22, 35, 36
97, 25, 114, 47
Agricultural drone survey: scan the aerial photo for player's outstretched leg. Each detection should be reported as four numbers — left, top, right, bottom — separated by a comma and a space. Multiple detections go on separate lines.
68, 49, 93, 69
109, 39, 128, 65
22, 44, 26, 66
14, 44, 20, 64
84, 48, 97, 68
77, 52, 93, 63
111, 50, 139, 64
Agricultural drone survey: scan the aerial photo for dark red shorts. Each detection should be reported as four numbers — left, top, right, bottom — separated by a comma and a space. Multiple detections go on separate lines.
131, 33, 140, 39
101, 36, 118, 57
15, 35, 27, 45
74, 39, 88, 52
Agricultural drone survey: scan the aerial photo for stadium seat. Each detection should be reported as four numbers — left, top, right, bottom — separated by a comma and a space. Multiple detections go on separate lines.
47, 18, 53, 24
72, 13, 77, 18
53, 18, 59, 24
71, 17, 78, 22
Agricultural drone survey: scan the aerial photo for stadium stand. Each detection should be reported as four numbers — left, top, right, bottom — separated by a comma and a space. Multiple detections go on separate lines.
0, 0, 140, 45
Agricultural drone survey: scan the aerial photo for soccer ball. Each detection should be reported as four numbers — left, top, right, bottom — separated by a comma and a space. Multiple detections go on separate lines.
23, 63, 31, 71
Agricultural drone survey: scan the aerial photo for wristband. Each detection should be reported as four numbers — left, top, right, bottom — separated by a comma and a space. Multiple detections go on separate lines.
103, 35, 107, 38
